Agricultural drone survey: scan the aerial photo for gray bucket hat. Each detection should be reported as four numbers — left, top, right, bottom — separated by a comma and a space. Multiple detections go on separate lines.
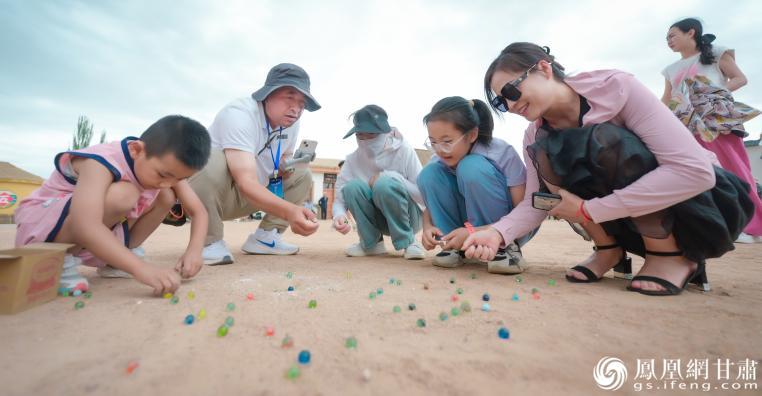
252, 63, 321, 112
343, 105, 391, 139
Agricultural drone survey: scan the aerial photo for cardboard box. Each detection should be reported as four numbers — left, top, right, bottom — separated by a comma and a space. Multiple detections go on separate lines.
0, 242, 73, 314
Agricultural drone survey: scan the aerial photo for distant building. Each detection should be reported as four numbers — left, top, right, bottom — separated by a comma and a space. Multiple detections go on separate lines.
309, 158, 341, 219
0, 162, 44, 224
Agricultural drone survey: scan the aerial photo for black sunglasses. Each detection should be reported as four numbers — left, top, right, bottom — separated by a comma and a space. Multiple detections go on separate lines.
490, 63, 538, 112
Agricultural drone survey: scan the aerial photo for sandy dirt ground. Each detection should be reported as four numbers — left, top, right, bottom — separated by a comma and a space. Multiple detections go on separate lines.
0, 220, 760, 396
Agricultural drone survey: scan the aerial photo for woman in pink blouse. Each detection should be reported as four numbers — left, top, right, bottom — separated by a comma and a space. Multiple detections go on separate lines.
462, 42, 753, 296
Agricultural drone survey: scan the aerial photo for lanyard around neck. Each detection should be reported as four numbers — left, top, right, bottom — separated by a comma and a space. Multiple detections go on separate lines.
265, 120, 283, 173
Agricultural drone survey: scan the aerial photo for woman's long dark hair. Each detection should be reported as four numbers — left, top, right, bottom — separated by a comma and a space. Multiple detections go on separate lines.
483, 42, 566, 114
671, 18, 716, 65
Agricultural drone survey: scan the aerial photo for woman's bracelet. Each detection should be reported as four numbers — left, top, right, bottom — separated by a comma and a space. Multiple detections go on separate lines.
577, 201, 593, 224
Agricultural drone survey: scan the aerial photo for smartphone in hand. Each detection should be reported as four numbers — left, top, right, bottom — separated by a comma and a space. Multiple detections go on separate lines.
532, 192, 562, 211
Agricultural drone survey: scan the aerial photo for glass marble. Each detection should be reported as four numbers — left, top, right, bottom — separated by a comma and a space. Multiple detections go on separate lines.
217, 325, 228, 337
184, 314, 195, 325
298, 350, 311, 364
285, 365, 300, 379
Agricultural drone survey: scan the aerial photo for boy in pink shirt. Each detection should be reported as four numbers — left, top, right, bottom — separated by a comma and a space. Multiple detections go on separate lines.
15, 115, 211, 296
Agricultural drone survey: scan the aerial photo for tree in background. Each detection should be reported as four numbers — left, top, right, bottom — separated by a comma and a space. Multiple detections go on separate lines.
70, 115, 107, 150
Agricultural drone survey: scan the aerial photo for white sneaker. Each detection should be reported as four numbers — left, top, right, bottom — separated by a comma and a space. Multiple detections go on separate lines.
241, 229, 299, 255
60, 254, 89, 292
735, 232, 759, 244
345, 241, 387, 257
203, 240, 235, 265
98, 247, 144, 278
404, 241, 425, 260
433, 249, 463, 268
487, 243, 527, 275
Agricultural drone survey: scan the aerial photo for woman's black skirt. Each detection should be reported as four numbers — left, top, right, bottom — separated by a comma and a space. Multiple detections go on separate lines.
527, 122, 754, 262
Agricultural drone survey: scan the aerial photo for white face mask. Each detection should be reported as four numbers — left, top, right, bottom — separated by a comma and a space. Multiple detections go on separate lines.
356, 134, 387, 155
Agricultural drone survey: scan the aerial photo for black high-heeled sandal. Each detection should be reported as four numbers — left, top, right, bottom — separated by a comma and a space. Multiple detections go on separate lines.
565, 243, 632, 283
626, 250, 710, 296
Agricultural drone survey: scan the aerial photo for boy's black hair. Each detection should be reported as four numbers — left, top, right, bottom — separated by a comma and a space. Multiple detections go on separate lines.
140, 115, 211, 170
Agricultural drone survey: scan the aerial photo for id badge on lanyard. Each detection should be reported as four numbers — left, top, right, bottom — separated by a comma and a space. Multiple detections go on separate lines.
266, 122, 285, 199
267, 175, 284, 199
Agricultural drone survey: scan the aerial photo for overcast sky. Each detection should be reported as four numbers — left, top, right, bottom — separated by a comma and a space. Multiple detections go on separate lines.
1, 0, 760, 178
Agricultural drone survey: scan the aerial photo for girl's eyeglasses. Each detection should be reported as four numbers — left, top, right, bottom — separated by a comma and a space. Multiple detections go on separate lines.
490, 63, 538, 112
424, 134, 467, 154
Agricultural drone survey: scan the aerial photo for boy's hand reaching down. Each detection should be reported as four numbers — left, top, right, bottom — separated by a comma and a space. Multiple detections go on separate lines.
134, 265, 182, 296
175, 249, 203, 279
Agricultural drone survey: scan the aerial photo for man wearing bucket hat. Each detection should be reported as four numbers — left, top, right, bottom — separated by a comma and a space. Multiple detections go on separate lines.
332, 105, 426, 260
190, 63, 320, 265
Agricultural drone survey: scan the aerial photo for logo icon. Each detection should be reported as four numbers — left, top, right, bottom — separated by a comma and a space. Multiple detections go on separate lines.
257, 239, 277, 248
0, 191, 17, 209
594, 357, 628, 391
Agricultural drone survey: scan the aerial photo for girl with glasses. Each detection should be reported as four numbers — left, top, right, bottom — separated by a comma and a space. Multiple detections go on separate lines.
417, 96, 533, 274
462, 42, 753, 296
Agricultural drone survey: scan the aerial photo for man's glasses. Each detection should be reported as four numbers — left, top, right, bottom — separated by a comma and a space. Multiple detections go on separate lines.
490, 63, 538, 112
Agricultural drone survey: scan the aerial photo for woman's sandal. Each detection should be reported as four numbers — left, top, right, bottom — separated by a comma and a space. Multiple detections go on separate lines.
626, 250, 711, 296
565, 243, 633, 283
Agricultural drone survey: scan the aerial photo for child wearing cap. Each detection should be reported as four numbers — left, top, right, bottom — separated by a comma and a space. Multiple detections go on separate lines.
333, 105, 425, 259
417, 97, 533, 274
